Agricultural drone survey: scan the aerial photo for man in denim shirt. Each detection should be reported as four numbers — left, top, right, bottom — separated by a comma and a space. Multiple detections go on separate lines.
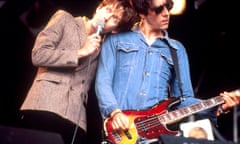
95, 0, 240, 143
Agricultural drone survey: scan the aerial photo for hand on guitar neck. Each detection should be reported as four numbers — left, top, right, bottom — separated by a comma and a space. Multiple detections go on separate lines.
217, 89, 240, 115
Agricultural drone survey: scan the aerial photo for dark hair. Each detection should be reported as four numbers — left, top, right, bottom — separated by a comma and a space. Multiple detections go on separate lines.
98, 0, 139, 32
117, 0, 139, 32
131, 0, 173, 15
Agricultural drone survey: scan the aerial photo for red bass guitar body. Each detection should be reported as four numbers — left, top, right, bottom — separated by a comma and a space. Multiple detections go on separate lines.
103, 98, 181, 144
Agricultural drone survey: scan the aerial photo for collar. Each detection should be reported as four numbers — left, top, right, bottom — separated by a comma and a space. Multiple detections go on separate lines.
132, 25, 179, 50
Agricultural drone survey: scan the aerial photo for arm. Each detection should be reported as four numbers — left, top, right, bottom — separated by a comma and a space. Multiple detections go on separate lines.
32, 10, 80, 67
169, 40, 195, 102
95, 35, 120, 118
95, 35, 129, 130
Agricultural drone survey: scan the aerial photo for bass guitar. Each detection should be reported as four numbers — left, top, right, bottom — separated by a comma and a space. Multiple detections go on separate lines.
103, 89, 240, 144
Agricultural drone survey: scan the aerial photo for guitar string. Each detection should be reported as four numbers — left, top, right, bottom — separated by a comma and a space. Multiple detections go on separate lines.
135, 106, 205, 133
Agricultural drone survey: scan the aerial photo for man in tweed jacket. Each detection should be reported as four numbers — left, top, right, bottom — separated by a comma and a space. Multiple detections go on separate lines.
19, 0, 137, 143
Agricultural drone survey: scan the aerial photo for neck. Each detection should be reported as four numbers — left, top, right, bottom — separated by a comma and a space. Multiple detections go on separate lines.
139, 21, 165, 42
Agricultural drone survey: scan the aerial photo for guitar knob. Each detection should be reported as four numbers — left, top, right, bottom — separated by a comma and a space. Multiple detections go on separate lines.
124, 130, 132, 139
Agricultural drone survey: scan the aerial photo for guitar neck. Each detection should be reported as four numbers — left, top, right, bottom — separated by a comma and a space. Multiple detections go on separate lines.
158, 96, 224, 124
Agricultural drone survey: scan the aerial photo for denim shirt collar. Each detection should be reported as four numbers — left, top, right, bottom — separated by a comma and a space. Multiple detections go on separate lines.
132, 26, 179, 50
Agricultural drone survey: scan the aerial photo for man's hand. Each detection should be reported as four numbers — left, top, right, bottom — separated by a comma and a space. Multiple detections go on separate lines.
217, 89, 240, 115
78, 33, 101, 58
110, 109, 130, 131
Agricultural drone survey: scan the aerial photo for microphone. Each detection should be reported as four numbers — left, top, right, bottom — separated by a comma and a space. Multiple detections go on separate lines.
96, 20, 104, 35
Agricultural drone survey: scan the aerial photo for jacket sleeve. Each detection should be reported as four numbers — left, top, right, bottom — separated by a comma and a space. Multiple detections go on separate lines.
31, 10, 79, 67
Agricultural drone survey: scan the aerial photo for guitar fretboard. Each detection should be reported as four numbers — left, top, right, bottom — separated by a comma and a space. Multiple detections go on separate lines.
158, 96, 224, 124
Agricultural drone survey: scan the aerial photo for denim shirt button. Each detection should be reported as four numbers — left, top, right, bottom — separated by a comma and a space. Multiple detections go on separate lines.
144, 71, 150, 76
139, 92, 146, 96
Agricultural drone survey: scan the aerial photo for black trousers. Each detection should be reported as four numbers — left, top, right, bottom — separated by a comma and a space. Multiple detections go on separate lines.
19, 110, 86, 144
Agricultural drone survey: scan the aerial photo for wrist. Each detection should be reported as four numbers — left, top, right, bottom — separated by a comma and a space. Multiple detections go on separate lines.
110, 109, 122, 118
78, 49, 88, 58
217, 106, 230, 116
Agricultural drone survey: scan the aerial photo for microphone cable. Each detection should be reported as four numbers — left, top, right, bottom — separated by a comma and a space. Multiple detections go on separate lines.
71, 20, 104, 144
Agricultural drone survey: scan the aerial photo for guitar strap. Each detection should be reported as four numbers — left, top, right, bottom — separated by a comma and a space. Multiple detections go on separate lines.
162, 38, 183, 97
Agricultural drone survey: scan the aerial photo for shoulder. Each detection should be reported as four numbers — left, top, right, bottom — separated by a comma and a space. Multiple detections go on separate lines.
103, 31, 139, 50
103, 31, 135, 46
168, 38, 184, 47
167, 38, 186, 52
38, 9, 78, 36
44, 9, 78, 29
106, 30, 136, 40
49, 9, 75, 22
53, 9, 72, 17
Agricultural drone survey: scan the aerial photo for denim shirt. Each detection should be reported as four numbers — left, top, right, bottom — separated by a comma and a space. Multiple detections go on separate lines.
95, 28, 211, 119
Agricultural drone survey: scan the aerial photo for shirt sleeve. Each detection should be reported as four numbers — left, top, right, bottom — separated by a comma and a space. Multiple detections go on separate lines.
95, 34, 120, 118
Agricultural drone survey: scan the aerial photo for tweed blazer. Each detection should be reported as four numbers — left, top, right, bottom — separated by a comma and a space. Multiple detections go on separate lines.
20, 10, 99, 131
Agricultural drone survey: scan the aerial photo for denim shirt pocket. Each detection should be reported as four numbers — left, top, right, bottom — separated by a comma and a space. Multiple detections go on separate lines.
117, 42, 139, 68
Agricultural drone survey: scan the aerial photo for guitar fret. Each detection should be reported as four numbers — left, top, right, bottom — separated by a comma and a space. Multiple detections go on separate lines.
172, 111, 178, 117
168, 113, 174, 121
183, 107, 190, 114
215, 96, 225, 103
178, 109, 186, 115
200, 102, 206, 109
202, 101, 209, 107
195, 103, 203, 110
180, 107, 189, 116
203, 100, 213, 107
166, 114, 172, 121
160, 114, 170, 123
158, 116, 166, 123
190, 105, 197, 112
